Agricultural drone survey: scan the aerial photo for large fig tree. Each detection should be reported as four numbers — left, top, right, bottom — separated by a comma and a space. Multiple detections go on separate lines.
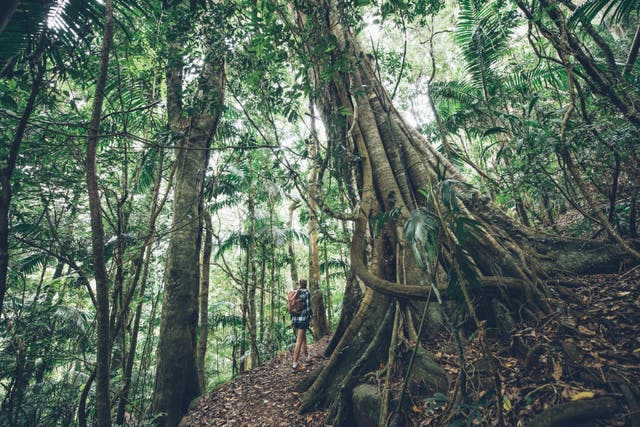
285, 0, 635, 425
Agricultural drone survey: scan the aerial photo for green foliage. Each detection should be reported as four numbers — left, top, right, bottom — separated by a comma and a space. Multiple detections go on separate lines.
455, 0, 520, 94
569, 0, 640, 28
404, 206, 439, 272
2, 0, 640, 422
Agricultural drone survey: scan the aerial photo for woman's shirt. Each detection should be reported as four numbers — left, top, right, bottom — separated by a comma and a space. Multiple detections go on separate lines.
291, 288, 312, 325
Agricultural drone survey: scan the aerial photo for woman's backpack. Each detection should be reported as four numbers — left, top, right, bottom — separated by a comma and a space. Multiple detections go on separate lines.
287, 290, 303, 315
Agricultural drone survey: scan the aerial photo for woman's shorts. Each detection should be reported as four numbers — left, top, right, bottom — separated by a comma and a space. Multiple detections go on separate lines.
292, 318, 310, 330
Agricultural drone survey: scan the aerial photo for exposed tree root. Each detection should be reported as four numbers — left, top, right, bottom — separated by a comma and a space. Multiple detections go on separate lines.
528, 397, 619, 427
325, 305, 394, 426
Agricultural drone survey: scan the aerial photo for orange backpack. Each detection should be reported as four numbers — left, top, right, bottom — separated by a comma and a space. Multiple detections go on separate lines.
287, 290, 303, 315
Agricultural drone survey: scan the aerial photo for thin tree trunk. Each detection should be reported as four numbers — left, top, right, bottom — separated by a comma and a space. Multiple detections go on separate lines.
246, 191, 259, 368
77, 370, 97, 427
85, 1, 115, 425
322, 240, 333, 324
624, 23, 640, 75
0, 32, 46, 316
630, 183, 639, 238
308, 99, 331, 339
288, 200, 300, 284
608, 153, 620, 224
197, 210, 212, 391
115, 149, 168, 425
259, 251, 266, 342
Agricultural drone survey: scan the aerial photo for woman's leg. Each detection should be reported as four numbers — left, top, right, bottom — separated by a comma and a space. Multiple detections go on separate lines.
301, 329, 308, 359
293, 327, 305, 365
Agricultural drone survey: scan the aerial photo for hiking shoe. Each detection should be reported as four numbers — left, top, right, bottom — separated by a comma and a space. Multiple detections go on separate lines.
292, 362, 299, 369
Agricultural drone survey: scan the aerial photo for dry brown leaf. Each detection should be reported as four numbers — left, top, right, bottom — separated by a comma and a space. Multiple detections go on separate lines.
552, 361, 563, 381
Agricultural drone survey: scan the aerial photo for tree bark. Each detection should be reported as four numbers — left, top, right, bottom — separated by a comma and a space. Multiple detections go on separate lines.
246, 186, 259, 368
152, 4, 226, 423
85, 0, 115, 425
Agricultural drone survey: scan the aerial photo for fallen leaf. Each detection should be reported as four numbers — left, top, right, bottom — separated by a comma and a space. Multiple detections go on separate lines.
503, 395, 512, 411
571, 391, 595, 401
578, 325, 595, 335
552, 361, 563, 381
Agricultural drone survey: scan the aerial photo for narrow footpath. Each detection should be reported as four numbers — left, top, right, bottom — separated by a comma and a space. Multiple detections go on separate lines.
181, 338, 329, 426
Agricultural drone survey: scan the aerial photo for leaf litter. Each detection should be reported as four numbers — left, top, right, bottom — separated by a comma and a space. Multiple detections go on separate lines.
183, 273, 639, 426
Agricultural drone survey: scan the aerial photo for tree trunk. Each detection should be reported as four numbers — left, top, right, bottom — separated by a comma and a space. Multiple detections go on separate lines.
288, 2, 636, 424
0, 31, 46, 316
308, 101, 332, 339
85, 1, 115, 425
151, 3, 225, 424
116, 100, 169, 427
322, 240, 333, 324
288, 200, 300, 284
624, 24, 640, 75
246, 187, 259, 368
630, 184, 639, 238
197, 210, 212, 391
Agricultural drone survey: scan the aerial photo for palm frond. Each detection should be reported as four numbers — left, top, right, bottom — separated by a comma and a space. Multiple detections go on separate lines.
569, 0, 640, 29
0, 0, 51, 69
213, 231, 251, 260
502, 63, 564, 96
13, 252, 49, 275
455, 0, 518, 90
430, 80, 477, 106
0, 0, 154, 70
319, 257, 348, 274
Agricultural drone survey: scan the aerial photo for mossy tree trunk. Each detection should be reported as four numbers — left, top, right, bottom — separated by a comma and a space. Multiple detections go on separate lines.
151, 2, 226, 424
288, 1, 636, 424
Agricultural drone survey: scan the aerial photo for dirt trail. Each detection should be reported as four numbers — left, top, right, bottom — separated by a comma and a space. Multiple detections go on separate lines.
181, 338, 329, 426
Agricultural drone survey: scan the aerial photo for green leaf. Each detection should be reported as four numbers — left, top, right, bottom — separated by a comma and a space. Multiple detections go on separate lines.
482, 127, 508, 138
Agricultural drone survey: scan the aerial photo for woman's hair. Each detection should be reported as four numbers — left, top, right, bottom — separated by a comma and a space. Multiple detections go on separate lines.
299, 278, 307, 289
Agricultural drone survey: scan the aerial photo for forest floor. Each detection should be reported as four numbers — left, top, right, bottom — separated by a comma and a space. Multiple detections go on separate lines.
182, 270, 640, 426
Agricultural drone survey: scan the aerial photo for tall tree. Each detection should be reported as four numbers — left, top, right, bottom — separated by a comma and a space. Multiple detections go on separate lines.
286, 1, 635, 424
85, 0, 115, 425
307, 105, 332, 339
152, 2, 226, 424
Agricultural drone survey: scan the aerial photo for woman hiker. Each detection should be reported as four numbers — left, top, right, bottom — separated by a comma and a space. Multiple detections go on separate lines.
291, 278, 312, 369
